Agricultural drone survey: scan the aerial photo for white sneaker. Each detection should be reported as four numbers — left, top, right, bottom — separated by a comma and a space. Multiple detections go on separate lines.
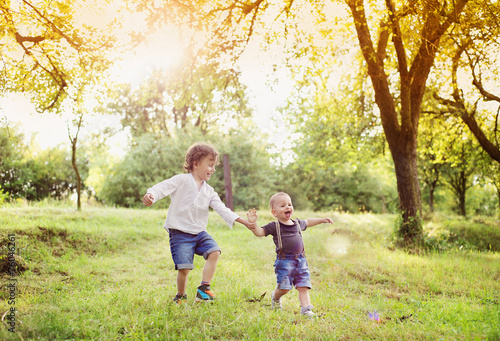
271, 293, 282, 310
300, 305, 317, 318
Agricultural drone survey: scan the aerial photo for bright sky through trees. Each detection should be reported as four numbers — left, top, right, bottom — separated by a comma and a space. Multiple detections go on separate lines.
0, 2, 294, 154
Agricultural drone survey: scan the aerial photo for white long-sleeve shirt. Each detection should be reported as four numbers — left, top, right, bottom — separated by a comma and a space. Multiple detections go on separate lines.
147, 173, 239, 234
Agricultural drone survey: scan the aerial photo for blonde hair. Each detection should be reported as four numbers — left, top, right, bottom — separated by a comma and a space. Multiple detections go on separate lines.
269, 192, 291, 209
184, 142, 220, 172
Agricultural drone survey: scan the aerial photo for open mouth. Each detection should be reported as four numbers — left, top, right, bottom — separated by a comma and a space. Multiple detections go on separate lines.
284, 209, 292, 218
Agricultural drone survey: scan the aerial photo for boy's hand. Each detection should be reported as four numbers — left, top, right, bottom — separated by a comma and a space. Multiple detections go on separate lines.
324, 217, 334, 224
143, 193, 154, 206
247, 208, 258, 224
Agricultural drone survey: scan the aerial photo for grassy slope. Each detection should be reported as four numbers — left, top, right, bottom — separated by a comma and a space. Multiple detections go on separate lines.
0, 206, 499, 340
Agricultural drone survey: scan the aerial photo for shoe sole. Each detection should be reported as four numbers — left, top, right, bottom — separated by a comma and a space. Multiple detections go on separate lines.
194, 297, 215, 303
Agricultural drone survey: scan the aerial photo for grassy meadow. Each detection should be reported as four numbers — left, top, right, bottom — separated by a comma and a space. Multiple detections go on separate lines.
0, 205, 499, 340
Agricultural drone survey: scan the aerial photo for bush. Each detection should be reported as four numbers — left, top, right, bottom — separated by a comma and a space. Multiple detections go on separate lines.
424, 215, 500, 252
0, 185, 7, 206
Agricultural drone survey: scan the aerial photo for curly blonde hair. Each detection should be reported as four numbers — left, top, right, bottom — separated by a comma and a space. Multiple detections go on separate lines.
184, 142, 220, 172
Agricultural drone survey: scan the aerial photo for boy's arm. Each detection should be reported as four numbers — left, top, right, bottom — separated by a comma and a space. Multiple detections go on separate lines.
305, 217, 334, 227
246, 208, 266, 237
235, 217, 255, 229
143, 175, 181, 206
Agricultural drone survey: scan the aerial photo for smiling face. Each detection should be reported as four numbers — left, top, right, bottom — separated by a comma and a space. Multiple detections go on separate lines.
192, 155, 217, 183
270, 193, 294, 223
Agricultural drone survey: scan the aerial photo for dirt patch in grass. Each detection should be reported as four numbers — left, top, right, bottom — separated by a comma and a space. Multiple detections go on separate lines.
0, 254, 28, 275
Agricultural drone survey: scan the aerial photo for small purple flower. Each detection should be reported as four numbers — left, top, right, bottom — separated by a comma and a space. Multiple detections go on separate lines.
368, 310, 380, 322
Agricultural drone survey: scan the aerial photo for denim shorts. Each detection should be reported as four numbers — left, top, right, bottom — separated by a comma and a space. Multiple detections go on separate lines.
168, 229, 221, 270
274, 254, 312, 290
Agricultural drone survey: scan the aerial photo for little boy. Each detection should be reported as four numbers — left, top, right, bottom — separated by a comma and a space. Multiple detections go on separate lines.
143, 142, 253, 303
246, 192, 333, 317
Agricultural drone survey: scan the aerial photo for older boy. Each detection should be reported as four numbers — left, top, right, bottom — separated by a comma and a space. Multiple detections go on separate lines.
143, 142, 253, 303
246, 192, 333, 317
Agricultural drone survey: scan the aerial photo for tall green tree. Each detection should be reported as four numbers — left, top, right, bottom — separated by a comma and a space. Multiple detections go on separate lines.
440, 139, 477, 217
106, 55, 252, 139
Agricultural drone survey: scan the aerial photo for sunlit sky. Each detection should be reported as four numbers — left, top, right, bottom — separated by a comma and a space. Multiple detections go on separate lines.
0, 3, 293, 156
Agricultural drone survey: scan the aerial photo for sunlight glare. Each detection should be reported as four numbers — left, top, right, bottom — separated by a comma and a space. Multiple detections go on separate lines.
112, 25, 185, 86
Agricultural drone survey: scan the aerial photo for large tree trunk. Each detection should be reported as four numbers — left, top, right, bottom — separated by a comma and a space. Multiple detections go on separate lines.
391, 136, 422, 216
346, 0, 469, 246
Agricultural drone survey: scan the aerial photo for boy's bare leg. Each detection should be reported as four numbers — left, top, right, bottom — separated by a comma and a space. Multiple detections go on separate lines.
297, 287, 311, 307
201, 251, 220, 284
273, 288, 289, 300
177, 269, 190, 294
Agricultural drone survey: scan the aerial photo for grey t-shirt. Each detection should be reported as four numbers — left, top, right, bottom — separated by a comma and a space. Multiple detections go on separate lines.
263, 219, 308, 255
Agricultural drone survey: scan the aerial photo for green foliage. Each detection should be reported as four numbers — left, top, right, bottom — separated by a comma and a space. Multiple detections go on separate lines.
0, 124, 88, 202
0, 184, 7, 206
276, 53, 397, 213
391, 213, 424, 251
106, 64, 252, 139
100, 132, 190, 208
279, 157, 398, 213
209, 131, 278, 210
100, 127, 276, 210
424, 214, 500, 252
467, 183, 499, 217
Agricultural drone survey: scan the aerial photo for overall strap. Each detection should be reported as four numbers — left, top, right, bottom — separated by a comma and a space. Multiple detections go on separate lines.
275, 221, 285, 259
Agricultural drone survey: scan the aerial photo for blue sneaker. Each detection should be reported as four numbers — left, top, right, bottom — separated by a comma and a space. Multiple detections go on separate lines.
195, 284, 216, 302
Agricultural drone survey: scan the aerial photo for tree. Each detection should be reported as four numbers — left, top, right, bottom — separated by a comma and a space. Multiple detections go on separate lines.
418, 110, 447, 213
0, 0, 118, 112
440, 133, 477, 217
68, 113, 84, 210
278, 65, 397, 213
106, 59, 252, 139
478, 156, 500, 215
432, 0, 500, 165
0, 123, 30, 199
344, 0, 470, 245
0, 122, 88, 201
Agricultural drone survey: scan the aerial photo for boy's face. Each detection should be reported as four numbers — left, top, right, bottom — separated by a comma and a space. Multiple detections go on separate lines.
271, 194, 294, 222
192, 155, 217, 182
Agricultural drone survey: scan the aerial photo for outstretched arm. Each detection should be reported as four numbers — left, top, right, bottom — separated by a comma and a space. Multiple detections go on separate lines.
305, 217, 334, 228
235, 217, 254, 229
247, 208, 266, 237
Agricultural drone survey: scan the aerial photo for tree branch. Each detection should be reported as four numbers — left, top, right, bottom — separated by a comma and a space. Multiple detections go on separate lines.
472, 78, 500, 103
346, 0, 399, 140
21, 0, 82, 50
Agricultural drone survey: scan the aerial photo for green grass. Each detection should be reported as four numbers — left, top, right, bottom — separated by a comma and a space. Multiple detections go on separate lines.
0, 206, 499, 340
